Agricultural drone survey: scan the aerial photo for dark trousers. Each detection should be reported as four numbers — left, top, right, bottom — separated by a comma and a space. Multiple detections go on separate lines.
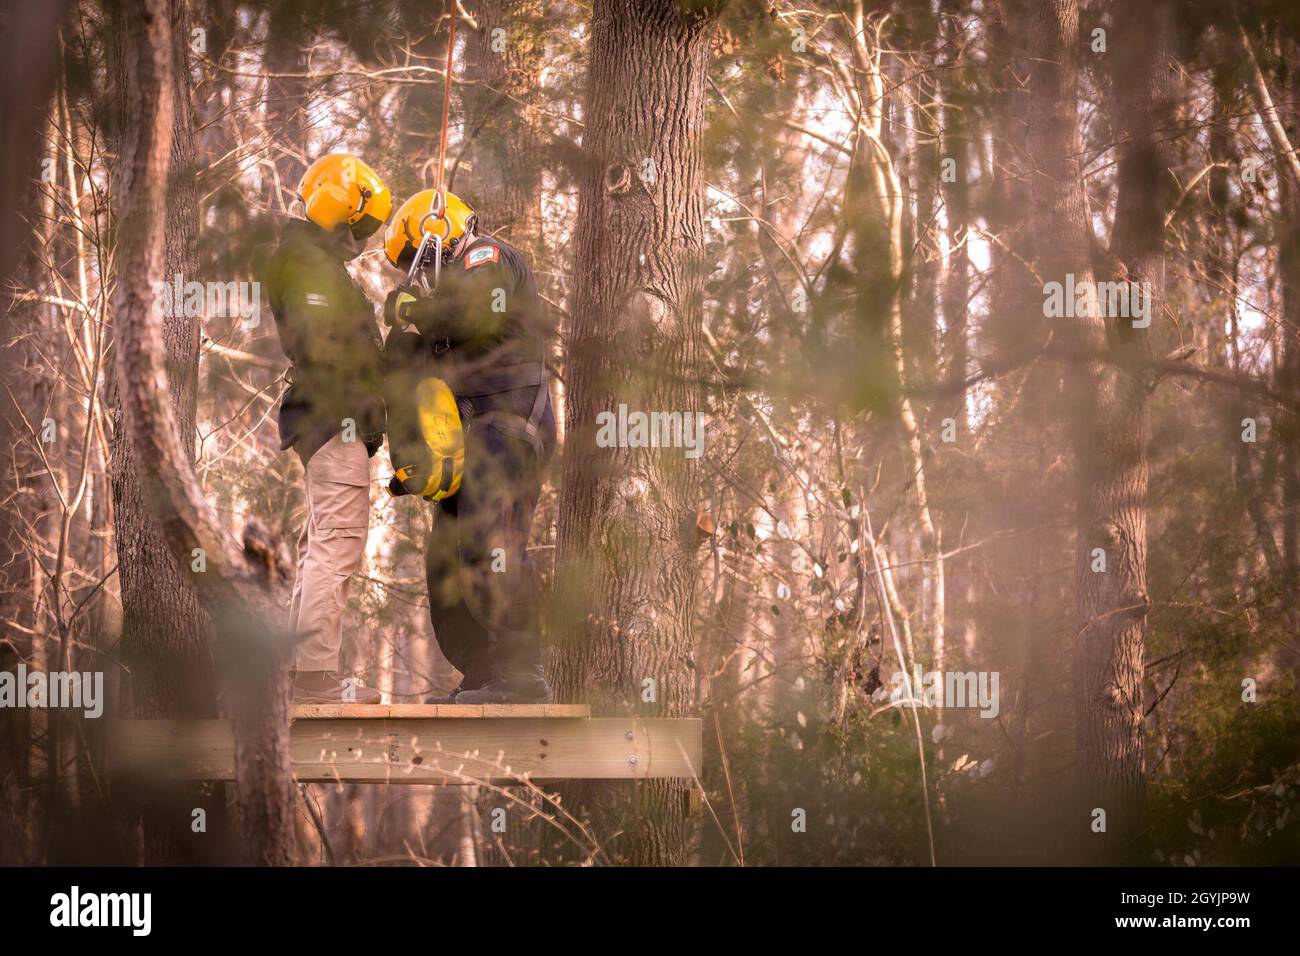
424, 386, 554, 685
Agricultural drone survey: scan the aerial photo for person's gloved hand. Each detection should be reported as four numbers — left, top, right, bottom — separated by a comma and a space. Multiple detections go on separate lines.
386, 466, 429, 498
360, 395, 385, 456
384, 285, 420, 327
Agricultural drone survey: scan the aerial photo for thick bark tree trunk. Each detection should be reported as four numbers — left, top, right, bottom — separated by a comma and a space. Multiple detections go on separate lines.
108, 0, 293, 866
106, 0, 213, 865
551, 0, 718, 866
1073, 0, 1173, 858
104, 1, 200, 666
107, 0, 210, 728
1018, 0, 1170, 858
1019, 0, 1111, 854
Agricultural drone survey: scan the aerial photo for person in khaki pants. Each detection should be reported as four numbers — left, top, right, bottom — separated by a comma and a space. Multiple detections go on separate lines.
286, 434, 371, 684
267, 153, 392, 704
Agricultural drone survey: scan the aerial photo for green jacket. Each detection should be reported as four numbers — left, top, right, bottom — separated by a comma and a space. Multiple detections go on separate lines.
266, 218, 385, 460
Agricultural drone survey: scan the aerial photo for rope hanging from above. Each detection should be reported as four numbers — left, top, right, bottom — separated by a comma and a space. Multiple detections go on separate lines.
434, 0, 459, 197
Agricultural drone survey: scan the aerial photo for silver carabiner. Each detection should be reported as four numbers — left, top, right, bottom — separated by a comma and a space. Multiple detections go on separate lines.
409, 190, 448, 295
407, 232, 432, 288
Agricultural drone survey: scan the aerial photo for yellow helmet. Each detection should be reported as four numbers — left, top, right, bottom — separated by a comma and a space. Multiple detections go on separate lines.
297, 153, 392, 240
383, 188, 478, 272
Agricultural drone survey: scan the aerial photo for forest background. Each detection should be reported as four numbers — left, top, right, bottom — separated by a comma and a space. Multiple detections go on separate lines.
1, 0, 1298, 867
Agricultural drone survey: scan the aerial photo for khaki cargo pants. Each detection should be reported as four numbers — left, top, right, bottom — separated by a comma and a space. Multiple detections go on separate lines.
288, 434, 371, 671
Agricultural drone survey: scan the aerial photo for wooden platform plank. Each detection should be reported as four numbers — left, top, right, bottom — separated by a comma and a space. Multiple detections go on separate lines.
290, 703, 591, 720
109, 716, 701, 784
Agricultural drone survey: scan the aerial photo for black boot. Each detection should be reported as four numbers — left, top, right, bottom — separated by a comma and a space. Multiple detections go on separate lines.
424, 684, 466, 704
425, 675, 488, 704
455, 671, 552, 705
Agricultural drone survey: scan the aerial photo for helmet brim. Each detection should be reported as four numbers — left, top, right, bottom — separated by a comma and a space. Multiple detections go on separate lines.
350, 213, 385, 241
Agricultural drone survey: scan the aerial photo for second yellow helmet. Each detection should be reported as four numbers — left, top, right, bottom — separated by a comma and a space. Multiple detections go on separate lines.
384, 189, 478, 271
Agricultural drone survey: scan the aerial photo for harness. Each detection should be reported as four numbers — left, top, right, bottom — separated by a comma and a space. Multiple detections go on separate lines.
470, 373, 551, 459
432, 235, 551, 461
459, 306, 550, 460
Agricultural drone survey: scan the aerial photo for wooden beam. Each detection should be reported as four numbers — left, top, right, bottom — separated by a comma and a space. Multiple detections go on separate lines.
109, 712, 703, 784
289, 703, 592, 719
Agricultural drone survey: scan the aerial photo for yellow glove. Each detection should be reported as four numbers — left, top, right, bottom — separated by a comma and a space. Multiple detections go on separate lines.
384, 287, 420, 327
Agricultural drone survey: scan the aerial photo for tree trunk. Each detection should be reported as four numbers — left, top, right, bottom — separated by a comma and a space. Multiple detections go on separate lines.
106, 0, 213, 865
0, 5, 66, 857
0, 0, 67, 291
1074, 0, 1173, 857
1277, 38, 1300, 608
108, 0, 293, 866
1019, 0, 1169, 858
105, 0, 210, 708
551, 0, 718, 866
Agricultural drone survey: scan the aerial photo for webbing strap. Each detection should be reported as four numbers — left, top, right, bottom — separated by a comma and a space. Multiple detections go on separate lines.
472, 382, 549, 458
526, 376, 548, 429
434, 456, 457, 496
